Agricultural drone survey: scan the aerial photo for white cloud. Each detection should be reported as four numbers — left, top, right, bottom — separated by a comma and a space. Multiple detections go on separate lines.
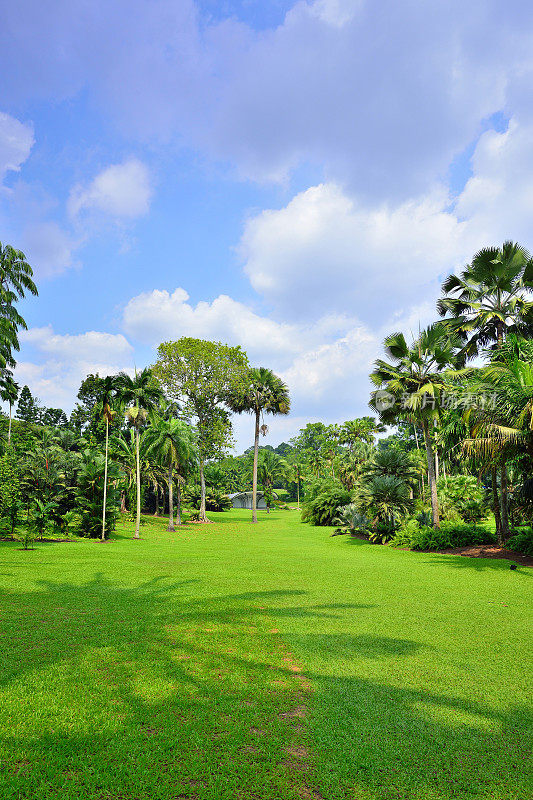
15, 326, 134, 409
0, 111, 34, 183
68, 159, 153, 219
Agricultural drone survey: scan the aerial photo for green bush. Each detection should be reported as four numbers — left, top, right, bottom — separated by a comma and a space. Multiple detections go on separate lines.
507, 528, 533, 557
182, 485, 231, 512
437, 475, 487, 523
301, 479, 351, 526
391, 519, 495, 551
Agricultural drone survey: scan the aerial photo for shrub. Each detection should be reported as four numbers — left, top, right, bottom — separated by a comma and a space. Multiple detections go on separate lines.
437, 475, 487, 523
368, 522, 395, 544
507, 528, 533, 557
333, 503, 370, 536
182, 485, 231, 512
301, 479, 351, 526
391, 519, 496, 551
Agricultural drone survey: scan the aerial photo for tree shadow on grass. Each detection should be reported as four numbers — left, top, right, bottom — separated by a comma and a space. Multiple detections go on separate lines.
0, 576, 529, 800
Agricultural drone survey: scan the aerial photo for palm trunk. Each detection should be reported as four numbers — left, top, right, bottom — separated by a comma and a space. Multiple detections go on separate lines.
422, 418, 440, 528
500, 460, 510, 542
491, 466, 502, 543
8, 402, 12, 445
296, 467, 300, 511
101, 417, 109, 541
167, 463, 175, 531
153, 486, 160, 516
199, 458, 207, 521
252, 409, 260, 523
176, 481, 182, 526
134, 426, 141, 539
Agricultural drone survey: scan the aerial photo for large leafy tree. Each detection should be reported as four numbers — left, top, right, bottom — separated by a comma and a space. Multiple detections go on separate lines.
227, 367, 290, 523
144, 415, 197, 530
15, 385, 38, 423
438, 241, 533, 355
370, 323, 460, 528
117, 369, 163, 539
154, 338, 248, 522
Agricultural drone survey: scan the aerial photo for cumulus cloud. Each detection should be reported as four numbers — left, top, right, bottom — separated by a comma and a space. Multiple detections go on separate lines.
68, 159, 153, 219
21, 221, 78, 278
1, 1, 532, 196
15, 326, 134, 410
0, 111, 34, 183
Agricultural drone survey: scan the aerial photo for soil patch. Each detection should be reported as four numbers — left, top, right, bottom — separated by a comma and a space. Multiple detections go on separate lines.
437, 544, 532, 567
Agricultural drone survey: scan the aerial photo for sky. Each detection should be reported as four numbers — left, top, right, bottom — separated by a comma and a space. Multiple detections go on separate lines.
1, 0, 533, 451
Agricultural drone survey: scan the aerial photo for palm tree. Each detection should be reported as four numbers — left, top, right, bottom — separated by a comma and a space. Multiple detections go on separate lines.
0, 243, 38, 368
257, 450, 288, 512
227, 367, 290, 523
438, 241, 533, 356
363, 448, 419, 486
370, 323, 460, 528
0, 372, 19, 444
144, 416, 197, 530
117, 369, 163, 538
94, 375, 121, 541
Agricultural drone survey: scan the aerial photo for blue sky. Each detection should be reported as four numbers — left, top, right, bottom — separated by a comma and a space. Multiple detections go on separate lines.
1, 0, 533, 450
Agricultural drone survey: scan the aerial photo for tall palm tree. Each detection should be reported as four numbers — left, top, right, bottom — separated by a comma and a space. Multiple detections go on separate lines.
0, 243, 38, 368
438, 241, 533, 356
117, 369, 163, 538
227, 367, 290, 523
94, 375, 121, 541
0, 372, 19, 444
144, 416, 197, 530
370, 323, 460, 527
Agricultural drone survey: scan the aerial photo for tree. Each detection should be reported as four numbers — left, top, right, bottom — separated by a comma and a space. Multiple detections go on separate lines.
370, 323, 460, 528
338, 417, 384, 450
94, 375, 122, 541
257, 449, 288, 512
0, 372, 19, 443
363, 448, 419, 486
227, 367, 290, 523
0, 242, 38, 369
154, 338, 249, 522
144, 416, 197, 530
15, 385, 38, 423
117, 369, 163, 538
438, 241, 533, 356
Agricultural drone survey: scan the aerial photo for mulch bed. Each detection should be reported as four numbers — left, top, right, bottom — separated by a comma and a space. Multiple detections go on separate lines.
437, 544, 533, 567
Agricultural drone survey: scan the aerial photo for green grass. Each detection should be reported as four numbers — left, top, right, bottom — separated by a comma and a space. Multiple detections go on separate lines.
0, 510, 531, 800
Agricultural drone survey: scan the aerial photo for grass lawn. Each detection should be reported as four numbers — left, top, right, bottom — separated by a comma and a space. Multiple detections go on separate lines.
0, 510, 531, 800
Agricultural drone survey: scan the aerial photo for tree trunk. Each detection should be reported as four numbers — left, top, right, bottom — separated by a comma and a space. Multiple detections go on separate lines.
296, 467, 300, 511
199, 458, 207, 522
252, 409, 260, 523
433, 420, 439, 480
176, 481, 182, 526
491, 466, 502, 544
500, 460, 510, 542
8, 402, 12, 445
167, 463, 175, 531
134, 427, 141, 539
153, 486, 160, 516
422, 418, 440, 528
101, 417, 109, 541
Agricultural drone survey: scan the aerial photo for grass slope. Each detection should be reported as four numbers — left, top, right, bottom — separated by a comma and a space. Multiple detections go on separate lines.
0, 510, 531, 800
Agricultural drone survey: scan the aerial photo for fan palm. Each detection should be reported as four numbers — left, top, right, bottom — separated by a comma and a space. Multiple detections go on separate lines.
370, 323, 460, 527
227, 367, 290, 523
438, 241, 533, 356
144, 416, 197, 530
117, 369, 164, 538
363, 448, 419, 486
